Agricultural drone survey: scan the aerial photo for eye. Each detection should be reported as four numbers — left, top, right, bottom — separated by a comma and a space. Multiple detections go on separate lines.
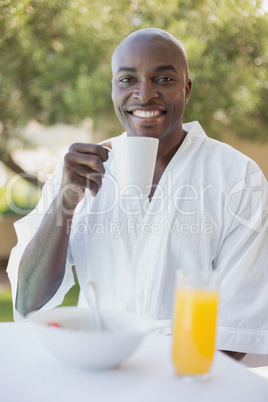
156, 76, 173, 83
119, 76, 135, 84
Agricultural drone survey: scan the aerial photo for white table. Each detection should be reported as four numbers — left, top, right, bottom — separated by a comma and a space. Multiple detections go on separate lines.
0, 323, 268, 402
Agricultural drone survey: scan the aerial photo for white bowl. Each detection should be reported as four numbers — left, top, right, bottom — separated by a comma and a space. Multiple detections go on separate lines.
29, 307, 151, 370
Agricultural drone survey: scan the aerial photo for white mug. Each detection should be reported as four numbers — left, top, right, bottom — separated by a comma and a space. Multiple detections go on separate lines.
104, 136, 159, 196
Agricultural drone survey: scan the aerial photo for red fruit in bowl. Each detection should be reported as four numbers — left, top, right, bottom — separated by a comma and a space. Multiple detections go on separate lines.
47, 322, 61, 328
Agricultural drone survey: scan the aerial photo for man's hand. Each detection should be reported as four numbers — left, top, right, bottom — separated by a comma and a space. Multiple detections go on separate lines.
61, 142, 110, 210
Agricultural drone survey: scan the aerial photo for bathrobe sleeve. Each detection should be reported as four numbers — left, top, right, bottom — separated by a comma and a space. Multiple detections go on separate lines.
214, 162, 268, 355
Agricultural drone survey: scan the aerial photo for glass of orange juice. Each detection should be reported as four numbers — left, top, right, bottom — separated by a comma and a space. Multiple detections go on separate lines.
172, 268, 219, 382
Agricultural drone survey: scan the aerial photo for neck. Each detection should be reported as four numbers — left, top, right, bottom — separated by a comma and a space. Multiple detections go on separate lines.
157, 128, 187, 167
149, 128, 187, 201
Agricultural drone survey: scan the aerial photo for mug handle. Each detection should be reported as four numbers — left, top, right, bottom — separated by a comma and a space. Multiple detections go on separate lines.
101, 145, 117, 182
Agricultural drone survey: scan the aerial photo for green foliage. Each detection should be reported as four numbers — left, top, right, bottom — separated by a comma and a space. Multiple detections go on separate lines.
0, 179, 40, 215
0, 280, 80, 322
178, 0, 268, 141
60, 280, 80, 308
0, 288, 13, 322
0, 0, 267, 145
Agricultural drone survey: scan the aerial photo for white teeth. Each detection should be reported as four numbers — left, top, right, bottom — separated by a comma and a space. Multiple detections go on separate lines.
132, 110, 161, 118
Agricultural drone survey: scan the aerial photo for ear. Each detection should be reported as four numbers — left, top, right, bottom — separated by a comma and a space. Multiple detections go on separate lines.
185, 77, 192, 104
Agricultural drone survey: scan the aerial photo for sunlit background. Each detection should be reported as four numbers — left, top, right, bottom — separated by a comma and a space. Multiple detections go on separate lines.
0, 0, 267, 319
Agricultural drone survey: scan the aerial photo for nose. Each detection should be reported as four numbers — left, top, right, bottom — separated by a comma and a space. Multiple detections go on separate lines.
133, 79, 159, 103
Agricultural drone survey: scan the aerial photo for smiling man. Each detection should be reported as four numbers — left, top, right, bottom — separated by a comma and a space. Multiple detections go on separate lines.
111, 29, 192, 199
111, 29, 191, 139
7, 28, 268, 366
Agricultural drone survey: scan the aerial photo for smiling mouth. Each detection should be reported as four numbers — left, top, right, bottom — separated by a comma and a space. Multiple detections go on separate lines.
128, 109, 166, 118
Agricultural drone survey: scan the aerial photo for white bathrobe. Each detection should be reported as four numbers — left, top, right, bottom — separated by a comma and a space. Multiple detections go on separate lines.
7, 121, 268, 361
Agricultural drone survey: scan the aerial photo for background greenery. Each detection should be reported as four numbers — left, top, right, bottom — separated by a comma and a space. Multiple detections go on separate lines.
0, 274, 80, 321
0, 0, 267, 179
0, 0, 267, 321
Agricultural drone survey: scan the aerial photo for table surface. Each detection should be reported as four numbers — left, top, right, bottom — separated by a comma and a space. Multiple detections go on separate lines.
0, 322, 268, 402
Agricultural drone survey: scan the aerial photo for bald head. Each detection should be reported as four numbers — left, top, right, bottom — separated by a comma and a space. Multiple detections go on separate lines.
112, 28, 189, 78
111, 27, 192, 141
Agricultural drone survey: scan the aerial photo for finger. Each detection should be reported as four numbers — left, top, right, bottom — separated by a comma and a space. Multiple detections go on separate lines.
64, 152, 106, 175
89, 180, 99, 197
65, 169, 102, 195
69, 142, 109, 162
68, 164, 103, 189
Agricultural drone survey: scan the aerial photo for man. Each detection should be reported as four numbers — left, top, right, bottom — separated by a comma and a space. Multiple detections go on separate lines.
7, 28, 268, 364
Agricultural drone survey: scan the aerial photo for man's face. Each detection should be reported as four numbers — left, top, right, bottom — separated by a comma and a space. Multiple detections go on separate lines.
111, 35, 192, 142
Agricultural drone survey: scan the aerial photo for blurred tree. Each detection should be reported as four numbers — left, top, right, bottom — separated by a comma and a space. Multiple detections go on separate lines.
0, 0, 267, 183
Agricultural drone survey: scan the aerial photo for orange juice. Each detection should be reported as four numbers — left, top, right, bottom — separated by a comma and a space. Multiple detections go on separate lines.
172, 287, 218, 377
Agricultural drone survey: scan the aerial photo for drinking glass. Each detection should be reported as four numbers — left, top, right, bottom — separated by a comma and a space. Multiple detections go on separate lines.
172, 268, 219, 382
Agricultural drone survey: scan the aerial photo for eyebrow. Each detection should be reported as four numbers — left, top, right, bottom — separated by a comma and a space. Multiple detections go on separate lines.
154, 65, 177, 73
116, 65, 177, 74
117, 67, 137, 74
